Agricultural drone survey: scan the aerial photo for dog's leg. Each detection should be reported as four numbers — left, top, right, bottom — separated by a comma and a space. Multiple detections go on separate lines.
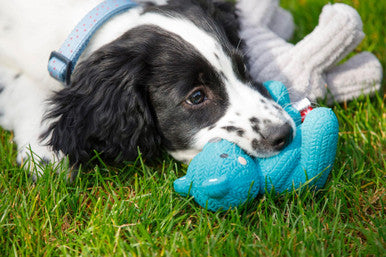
0, 66, 65, 180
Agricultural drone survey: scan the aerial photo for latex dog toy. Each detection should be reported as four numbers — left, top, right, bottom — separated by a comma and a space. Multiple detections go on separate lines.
236, 0, 382, 103
174, 81, 339, 211
174, 138, 262, 211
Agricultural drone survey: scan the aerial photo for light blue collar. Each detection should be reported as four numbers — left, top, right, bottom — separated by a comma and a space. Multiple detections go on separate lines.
48, 0, 138, 85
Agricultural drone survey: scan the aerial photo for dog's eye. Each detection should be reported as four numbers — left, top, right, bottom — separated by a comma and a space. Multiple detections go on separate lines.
186, 90, 207, 105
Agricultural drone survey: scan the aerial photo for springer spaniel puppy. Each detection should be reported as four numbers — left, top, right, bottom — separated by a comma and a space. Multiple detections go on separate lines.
0, 0, 295, 178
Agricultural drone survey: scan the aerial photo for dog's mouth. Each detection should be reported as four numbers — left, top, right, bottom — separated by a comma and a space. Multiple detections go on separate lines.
199, 106, 295, 159
213, 128, 293, 159
168, 117, 295, 164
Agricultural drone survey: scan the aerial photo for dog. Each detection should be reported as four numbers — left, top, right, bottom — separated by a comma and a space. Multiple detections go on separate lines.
0, 0, 295, 178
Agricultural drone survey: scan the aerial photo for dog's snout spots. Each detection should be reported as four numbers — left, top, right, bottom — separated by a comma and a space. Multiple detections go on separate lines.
273, 105, 282, 112
222, 126, 237, 132
221, 126, 245, 137
263, 119, 272, 124
237, 130, 245, 137
251, 138, 259, 150
250, 117, 261, 133
249, 117, 260, 124
251, 125, 260, 133
14, 73, 22, 80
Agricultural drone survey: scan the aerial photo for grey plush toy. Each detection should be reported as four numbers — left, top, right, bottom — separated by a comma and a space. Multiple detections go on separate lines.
237, 0, 382, 103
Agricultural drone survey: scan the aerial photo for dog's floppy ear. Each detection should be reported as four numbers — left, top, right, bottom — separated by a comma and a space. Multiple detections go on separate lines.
43, 32, 161, 165
193, 0, 241, 47
211, 0, 241, 48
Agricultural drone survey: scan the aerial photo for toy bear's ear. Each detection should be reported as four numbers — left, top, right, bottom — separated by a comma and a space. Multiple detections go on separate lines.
201, 175, 230, 199
173, 176, 192, 197
263, 81, 290, 105
264, 81, 302, 125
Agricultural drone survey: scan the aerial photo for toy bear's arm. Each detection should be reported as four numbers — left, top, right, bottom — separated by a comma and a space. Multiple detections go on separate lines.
263, 81, 302, 125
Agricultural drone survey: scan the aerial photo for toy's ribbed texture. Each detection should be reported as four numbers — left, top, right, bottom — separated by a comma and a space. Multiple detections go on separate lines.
260, 82, 339, 193
258, 135, 301, 193
174, 139, 261, 212
299, 108, 339, 189
237, 1, 382, 103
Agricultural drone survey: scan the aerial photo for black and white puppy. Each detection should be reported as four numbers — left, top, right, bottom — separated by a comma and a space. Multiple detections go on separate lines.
0, 0, 295, 177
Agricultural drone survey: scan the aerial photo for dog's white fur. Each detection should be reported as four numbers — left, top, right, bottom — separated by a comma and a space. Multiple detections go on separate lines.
0, 0, 294, 177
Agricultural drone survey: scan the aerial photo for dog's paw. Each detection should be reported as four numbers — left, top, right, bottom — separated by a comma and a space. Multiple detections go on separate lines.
17, 144, 69, 181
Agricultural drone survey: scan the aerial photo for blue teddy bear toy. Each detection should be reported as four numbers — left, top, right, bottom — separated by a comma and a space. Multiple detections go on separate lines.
174, 81, 339, 211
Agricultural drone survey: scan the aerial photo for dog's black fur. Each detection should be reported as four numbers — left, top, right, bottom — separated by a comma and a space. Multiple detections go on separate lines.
40, 0, 292, 168
42, 0, 255, 165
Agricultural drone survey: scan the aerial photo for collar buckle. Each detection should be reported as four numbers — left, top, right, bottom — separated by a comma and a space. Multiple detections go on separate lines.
47, 0, 138, 85
49, 51, 73, 85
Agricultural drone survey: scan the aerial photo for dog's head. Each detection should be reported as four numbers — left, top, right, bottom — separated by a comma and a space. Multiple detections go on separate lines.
44, 0, 295, 165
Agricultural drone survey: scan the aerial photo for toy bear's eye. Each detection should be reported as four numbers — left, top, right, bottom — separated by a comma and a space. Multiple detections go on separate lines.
220, 153, 229, 158
238, 156, 247, 165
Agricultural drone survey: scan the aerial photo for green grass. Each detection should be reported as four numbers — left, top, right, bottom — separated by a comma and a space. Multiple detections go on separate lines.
1, 0, 385, 256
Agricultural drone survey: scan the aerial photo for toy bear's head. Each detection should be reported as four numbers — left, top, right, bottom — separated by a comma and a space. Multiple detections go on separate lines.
173, 138, 261, 211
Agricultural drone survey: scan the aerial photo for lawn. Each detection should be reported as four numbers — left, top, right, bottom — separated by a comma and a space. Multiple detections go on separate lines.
0, 0, 385, 256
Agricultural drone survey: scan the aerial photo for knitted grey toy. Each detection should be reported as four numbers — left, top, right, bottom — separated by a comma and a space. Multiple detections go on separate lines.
237, 0, 382, 103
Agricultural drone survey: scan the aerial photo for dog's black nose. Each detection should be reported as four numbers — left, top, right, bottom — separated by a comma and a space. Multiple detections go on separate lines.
262, 122, 293, 151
